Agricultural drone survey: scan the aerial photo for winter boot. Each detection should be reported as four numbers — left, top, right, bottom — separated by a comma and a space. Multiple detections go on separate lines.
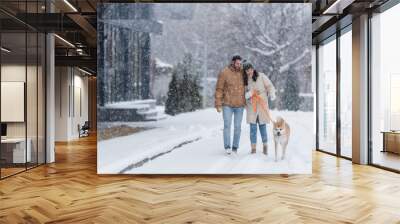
232, 147, 238, 154
263, 144, 268, 155
251, 144, 256, 154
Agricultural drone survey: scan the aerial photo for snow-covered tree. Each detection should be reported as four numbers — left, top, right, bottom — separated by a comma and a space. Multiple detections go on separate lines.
150, 3, 311, 110
282, 67, 302, 111
190, 75, 202, 111
165, 53, 203, 115
165, 71, 180, 115
226, 4, 311, 110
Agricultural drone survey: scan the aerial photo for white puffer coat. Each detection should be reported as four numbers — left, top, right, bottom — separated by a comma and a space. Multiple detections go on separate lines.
245, 72, 276, 124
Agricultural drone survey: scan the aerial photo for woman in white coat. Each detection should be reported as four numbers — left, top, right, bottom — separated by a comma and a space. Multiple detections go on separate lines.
242, 62, 276, 155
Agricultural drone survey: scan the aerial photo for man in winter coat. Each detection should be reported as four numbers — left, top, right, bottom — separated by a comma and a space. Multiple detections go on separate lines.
215, 55, 246, 154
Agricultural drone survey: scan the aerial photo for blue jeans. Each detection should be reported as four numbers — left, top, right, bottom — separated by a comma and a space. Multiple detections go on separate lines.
222, 106, 244, 149
250, 119, 268, 144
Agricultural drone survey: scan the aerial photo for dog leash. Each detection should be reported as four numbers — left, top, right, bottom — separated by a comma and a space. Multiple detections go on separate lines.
251, 92, 267, 112
251, 92, 274, 122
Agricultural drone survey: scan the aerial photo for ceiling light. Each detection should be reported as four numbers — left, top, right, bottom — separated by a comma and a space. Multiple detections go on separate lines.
1, 47, 11, 53
78, 67, 93, 76
63, 0, 78, 12
76, 49, 85, 55
322, 0, 353, 15
54, 34, 75, 48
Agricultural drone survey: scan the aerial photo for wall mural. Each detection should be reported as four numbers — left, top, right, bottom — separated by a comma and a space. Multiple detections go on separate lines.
97, 3, 313, 174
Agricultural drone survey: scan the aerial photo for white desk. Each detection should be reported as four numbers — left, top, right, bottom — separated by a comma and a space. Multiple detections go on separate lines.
1, 138, 31, 163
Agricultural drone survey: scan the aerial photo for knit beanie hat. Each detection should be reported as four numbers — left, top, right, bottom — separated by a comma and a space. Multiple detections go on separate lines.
242, 60, 253, 71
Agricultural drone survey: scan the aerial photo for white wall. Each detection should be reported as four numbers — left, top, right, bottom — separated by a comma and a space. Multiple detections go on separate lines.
55, 66, 69, 141
1, 64, 26, 81
72, 73, 89, 138
55, 67, 89, 141
1, 82, 25, 122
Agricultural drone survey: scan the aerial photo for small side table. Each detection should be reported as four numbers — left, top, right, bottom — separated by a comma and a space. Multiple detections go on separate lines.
381, 131, 400, 154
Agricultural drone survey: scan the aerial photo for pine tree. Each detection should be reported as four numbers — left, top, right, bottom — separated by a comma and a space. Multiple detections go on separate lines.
282, 67, 302, 111
165, 70, 180, 115
191, 76, 202, 110
183, 53, 203, 111
165, 53, 203, 115
179, 72, 193, 112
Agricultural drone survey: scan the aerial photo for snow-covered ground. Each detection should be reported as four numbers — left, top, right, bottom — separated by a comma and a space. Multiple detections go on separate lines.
98, 108, 314, 174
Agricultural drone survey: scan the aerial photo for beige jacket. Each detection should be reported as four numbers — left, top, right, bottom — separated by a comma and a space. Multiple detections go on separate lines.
215, 65, 246, 108
245, 72, 276, 124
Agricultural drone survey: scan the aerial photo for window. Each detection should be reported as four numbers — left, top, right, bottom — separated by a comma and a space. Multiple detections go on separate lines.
370, 3, 400, 171
318, 36, 337, 154
340, 28, 352, 158
0, 1, 46, 179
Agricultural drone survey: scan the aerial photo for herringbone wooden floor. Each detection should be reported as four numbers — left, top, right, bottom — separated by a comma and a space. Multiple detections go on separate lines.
1, 135, 400, 224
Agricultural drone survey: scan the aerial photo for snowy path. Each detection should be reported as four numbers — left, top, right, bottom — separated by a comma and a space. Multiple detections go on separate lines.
98, 108, 313, 174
